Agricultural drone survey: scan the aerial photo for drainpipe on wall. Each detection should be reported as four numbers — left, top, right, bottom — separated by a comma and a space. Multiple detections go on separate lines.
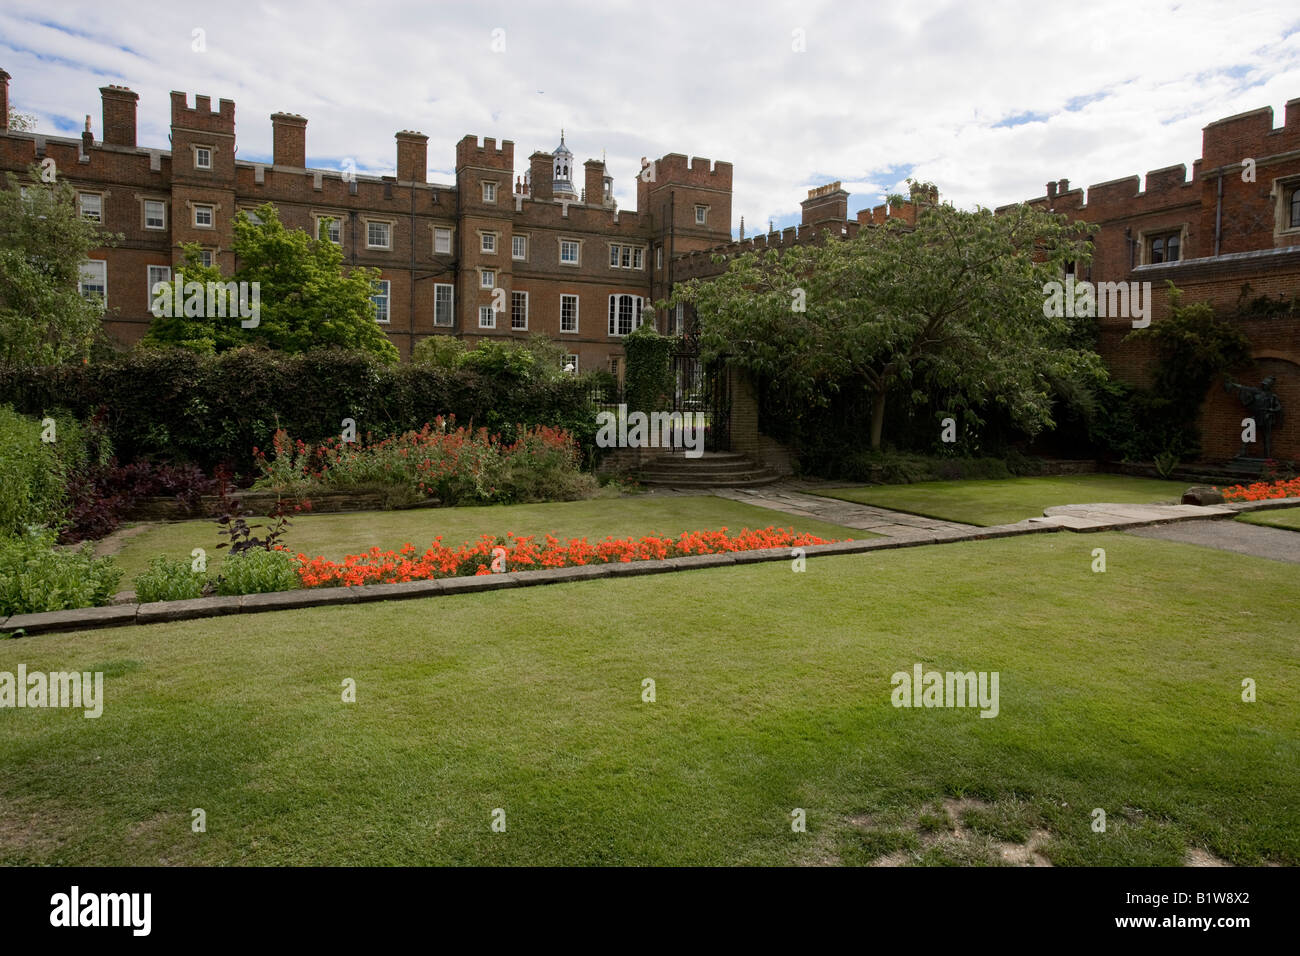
1214, 171, 1224, 257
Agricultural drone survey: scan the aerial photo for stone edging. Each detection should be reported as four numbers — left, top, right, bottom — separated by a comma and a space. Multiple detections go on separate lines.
5, 497, 1297, 638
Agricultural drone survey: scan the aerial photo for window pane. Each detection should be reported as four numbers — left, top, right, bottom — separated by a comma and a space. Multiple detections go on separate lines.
1166, 234, 1179, 262
1151, 238, 1163, 264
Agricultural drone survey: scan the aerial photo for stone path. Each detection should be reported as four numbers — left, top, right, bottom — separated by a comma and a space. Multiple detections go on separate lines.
708, 484, 977, 540
1126, 518, 1300, 565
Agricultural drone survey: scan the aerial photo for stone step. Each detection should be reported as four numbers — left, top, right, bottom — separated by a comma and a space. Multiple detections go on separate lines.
638, 460, 760, 475
638, 474, 782, 489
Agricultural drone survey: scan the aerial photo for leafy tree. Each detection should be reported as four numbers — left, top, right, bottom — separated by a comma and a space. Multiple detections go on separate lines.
673, 187, 1103, 450
0, 166, 119, 366
141, 203, 398, 361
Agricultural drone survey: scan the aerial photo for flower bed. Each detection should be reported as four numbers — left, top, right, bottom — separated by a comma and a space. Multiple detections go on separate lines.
295, 527, 842, 588
255, 418, 597, 507
1215, 477, 1300, 502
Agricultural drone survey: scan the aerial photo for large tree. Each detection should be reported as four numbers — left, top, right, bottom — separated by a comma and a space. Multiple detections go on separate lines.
142, 203, 398, 361
674, 191, 1103, 450
0, 166, 118, 366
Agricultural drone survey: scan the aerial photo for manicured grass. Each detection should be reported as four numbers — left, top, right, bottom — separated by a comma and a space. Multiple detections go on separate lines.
2, 532, 1295, 866
105, 495, 867, 587
819, 475, 1188, 526
1237, 507, 1300, 532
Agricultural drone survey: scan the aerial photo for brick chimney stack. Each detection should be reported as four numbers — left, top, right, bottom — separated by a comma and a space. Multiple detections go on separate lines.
82, 115, 93, 152
99, 85, 139, 147
271, 112, 307, 167
0, 69, 10, 131
801, 181, 849, 226
1046, 181, 1058, 200
584, 159, 605, 206
529, 151, 553, 200
396, 130, 428, 182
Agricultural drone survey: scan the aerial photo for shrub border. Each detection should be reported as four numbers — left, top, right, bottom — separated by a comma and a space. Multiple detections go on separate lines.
7, 496, 1290, 638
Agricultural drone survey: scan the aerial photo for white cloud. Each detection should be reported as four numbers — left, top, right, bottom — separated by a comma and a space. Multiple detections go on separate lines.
2, 0, 1298, 235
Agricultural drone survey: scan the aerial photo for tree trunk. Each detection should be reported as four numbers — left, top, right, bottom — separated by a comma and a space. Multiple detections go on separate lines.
870, 389, 887, 451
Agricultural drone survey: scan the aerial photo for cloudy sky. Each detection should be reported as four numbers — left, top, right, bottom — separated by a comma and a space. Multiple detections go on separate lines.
3, 0, 1299, 236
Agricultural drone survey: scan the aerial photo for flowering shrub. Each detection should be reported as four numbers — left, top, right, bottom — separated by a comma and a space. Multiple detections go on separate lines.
295, 526, 843, 588
254, 417, 597, 506
1216, 477, 1300, 502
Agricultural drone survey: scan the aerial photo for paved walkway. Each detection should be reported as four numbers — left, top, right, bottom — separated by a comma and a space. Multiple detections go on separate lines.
1126, 518, 1300, 565
708, 484, 977, 540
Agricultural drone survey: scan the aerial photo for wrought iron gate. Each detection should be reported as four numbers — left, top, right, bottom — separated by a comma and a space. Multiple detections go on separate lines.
670, 350, 730, 452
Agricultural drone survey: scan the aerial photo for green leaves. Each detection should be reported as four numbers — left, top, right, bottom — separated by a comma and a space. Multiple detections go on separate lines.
141, 203, 399, 362
0, 167, 120, 366
675, 199, 1100, 450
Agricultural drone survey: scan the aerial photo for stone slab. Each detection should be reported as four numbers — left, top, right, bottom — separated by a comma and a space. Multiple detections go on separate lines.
240, 587, 359, 612
2, 604, 139, 635
352, 580, 445, 603
136, 596, 243, 624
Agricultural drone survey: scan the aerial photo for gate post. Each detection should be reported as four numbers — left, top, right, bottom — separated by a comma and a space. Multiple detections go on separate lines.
727, 364, 760, 456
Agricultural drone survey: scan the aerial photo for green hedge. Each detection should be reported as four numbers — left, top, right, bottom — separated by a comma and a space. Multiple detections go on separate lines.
0, 348, 599, 474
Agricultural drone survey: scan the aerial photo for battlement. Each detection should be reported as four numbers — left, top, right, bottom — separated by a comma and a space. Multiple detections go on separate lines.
646, 152, 733, 187
857, 201, 917, 227
169, 90, 235, 129
456, 134, 514, 170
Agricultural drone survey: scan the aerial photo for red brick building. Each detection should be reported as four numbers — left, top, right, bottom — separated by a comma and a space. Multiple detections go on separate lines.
1009, 98, 1300, 463
0, 68, 731, 372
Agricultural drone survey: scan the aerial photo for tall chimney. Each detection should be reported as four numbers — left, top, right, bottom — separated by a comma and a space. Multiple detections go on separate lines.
270, 112, 307, 167
529, 150, 553, 201
396, 130, 428, 182
801, 181, 848, 226
1058, 178, 1069, 194
1046, 181, 1058, 200
0, 69, 10, 131
99, 85, 139, 147
584, 159, 605, 206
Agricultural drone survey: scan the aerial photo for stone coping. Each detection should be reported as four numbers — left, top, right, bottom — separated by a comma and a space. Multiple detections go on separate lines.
5, 496, 1297, 638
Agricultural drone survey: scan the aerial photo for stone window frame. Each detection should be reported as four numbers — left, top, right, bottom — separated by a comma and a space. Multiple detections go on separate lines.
694, 204, 709, 226
478, 304, 496, 329
481, 180, 499, 204
313, 211, 344, 245
512, 234, 528, 261
364, 217, 394, 251
192, 202, 216, 229
192, 144, 214, 170
77, 191, 103, 222
1136, 223, 1187, 266
1273, 175, 1300, 238
431, 223, 455, 256
559, 237, 582, 266
607, 243, 647, 271
141, 196, 167, 231
479, 229, 498, 255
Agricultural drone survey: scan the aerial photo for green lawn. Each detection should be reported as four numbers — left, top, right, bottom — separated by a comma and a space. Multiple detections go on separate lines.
105, 495, 867, 588
1237, 506, 1300, 532
819, 475, 1188, 526
2, 532, 1295, 866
